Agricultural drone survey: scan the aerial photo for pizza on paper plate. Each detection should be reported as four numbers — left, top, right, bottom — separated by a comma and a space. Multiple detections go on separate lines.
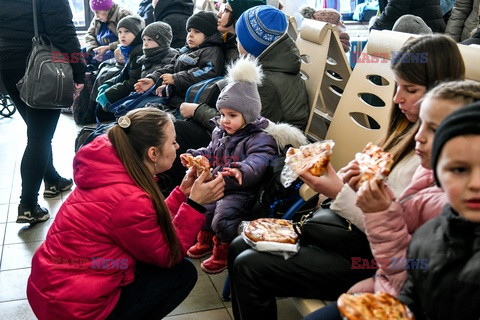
338, 292, 415, 320
285, 141, 334, 177
355, 142, 394, 187
244, 218, 298, 244
182, 154, 212, 180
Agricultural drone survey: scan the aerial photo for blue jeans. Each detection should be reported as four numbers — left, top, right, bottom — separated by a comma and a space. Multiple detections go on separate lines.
0, 68, 61, 207
106, 259, 198, 320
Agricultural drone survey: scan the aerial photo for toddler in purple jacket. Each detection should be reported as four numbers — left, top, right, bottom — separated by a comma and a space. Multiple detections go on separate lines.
180, 56, 278, 274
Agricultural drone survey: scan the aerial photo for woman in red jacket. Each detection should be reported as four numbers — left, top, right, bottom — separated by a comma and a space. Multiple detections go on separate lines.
27, 107, 225, 320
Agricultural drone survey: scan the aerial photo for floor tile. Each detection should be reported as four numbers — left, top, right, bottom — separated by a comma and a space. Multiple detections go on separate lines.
4, 220, 54, 245
0, 268, 31, 302
1, 241, 42, 271
166, 308, 232, 320
0, 204, 8, 224
169, 274, 224, 316
0, 299, 36, 320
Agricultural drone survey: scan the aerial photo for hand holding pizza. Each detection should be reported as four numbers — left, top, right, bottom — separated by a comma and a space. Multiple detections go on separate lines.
356, 180, 395, 213
189, 171, 225, 205
339, 159, 362, 192
299, 162, 344, 199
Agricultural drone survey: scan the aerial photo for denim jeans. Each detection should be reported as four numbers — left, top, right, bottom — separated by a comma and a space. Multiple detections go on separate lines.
0, 68, 61, 207
106, 259, 198, 320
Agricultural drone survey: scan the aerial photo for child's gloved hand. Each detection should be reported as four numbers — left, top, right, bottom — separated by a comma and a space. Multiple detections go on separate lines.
96, 92, 109, 108
98, 83, 110, 95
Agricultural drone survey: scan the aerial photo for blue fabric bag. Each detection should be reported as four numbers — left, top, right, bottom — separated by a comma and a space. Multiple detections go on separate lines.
107, 80, 159, 118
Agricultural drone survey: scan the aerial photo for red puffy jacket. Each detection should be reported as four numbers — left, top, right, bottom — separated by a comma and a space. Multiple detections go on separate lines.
27, 135, 205, 320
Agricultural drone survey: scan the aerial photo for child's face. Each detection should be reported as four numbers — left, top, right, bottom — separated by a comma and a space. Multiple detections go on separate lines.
94, 10, 109, 23
143, 35, 159, 49
187, 28, 206, 48
219, 107, 246, 135
117, 27, 136, 47
392, 74, 427, 123
415, 97, 464, 169
437, 135, 480, 222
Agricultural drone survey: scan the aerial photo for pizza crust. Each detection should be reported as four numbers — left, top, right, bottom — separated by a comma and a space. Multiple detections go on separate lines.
338, 292, 415, 320
355, 142, 394, 187
183, 155, 212, 181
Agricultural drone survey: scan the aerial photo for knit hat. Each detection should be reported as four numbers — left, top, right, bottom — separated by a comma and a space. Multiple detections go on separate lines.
236, 5, 287, 58
90, 0, 114, 11
142, 21, 172, 50
227, 0, 267, 20
216, 56, 263, 123
431, 102, 480, 187
186, 11, 218, 37
392, 15, 433, 35
300, 7, 350, 52
117, 15, 145, 37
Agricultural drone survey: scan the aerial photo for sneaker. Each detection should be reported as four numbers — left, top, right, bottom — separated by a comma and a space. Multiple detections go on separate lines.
17, 203, 50, 224
43, 177, 73, 198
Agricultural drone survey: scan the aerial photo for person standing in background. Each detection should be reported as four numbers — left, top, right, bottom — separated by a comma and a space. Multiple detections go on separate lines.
153, 0, 194, 49
0, 0, 86, 223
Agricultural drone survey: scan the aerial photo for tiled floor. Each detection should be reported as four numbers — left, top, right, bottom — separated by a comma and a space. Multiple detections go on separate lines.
0, 111, 303, 319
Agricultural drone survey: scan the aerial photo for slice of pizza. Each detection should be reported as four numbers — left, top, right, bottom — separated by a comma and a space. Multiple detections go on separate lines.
285, 141, 334, 177
244, 218, 298, 244
182, 155, 212, 181
355, 142, 394, 187
338, 292, 415, 320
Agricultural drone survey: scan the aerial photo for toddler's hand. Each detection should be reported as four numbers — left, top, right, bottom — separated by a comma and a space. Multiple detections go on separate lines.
221, 167, 243, 185
134, 78, 154, 93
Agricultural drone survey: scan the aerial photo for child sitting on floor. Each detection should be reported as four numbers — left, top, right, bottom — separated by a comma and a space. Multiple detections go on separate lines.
134, 11, 224, 118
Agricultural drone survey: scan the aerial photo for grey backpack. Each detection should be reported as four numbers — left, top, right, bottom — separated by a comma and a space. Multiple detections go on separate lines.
16, 0, 74, 109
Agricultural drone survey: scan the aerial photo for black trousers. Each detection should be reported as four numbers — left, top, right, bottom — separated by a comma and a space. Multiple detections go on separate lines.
107, 259, 197, 320
227, 236, 375, 320
0, 68, 61, 207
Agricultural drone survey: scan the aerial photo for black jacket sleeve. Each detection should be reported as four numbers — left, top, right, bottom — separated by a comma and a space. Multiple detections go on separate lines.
193, 103, 219, 131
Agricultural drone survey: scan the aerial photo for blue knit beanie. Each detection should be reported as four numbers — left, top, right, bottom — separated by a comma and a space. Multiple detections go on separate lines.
235, 5, 287, 57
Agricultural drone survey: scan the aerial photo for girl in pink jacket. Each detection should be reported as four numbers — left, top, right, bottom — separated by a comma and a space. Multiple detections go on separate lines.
27, 108, 225, 320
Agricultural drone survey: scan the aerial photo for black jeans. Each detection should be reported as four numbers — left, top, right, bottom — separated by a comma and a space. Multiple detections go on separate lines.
0, 68, 61, 207
107, 259, 198, 320
303, 301, 341, 320
227, 236, 375, 320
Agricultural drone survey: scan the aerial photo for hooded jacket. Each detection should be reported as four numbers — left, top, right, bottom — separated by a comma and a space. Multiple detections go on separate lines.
445, 0, 480, 41
398, 205, 480, 320
257, 33, 310, 131
347, 166, 447, 296
0, 0, 86, 83
371, 0, 446, 33
84, 4, 133, 52
27, 135, 206, 320
154, 0, 194, 49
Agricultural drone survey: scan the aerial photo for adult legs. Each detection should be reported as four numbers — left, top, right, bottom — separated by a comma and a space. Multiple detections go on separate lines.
0, 68, 61, 207
227, 236, 375, 320
107, 259, 197, 320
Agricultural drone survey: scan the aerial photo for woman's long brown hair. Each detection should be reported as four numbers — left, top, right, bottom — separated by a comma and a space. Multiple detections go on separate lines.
382, 34, 466, 166
108, 107, 181, 265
